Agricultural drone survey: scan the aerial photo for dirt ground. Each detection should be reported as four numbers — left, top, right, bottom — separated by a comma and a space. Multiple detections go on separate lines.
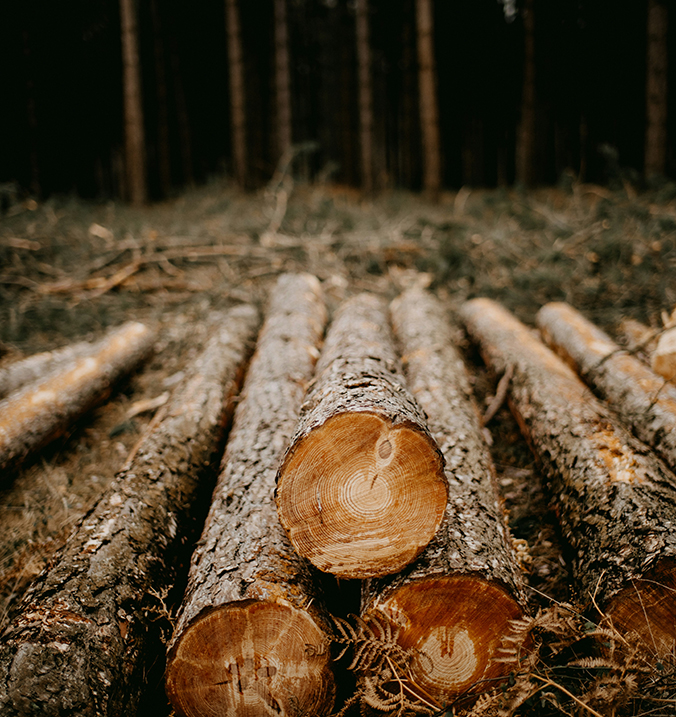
1, 178, 675, 715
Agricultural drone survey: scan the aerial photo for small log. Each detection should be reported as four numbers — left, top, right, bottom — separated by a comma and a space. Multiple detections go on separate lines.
165, 274, 336, 717
357, 289, 527, 708
460, 298, 676, 658
0, 332, 116, 399
617, 317, 658, 358
653, 325, 676, 382
537, 301, 676, 472
275, 293, 447, 580
0, 321, 155, 474
0, 304, 260, 716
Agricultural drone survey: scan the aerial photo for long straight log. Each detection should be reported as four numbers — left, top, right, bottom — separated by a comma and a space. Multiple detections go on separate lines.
357, 288, 527, 708
536, 301, 676, 472
0, 321, 155, 474
165, 274, 335, 717
275, 292, 447, 580
0, 304, 259, 717
461, 298, 676, 658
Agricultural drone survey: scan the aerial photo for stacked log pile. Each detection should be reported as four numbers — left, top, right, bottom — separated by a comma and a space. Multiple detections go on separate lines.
0, 304, 259, 716
461, 298, 676, 658
5, 274, 676, 715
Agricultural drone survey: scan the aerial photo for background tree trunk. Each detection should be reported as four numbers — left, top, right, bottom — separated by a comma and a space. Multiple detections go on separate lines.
169, 35, 194, 188
226, 0, 247, 187
119, 0, 147, 205
645, 0, 668, 179
150, 0, 171, 197
274, 0, 292, 164
21, 29, 40, 198
515, 0, 535, 186
415, 0, 441, 196
356, 0, 374, 193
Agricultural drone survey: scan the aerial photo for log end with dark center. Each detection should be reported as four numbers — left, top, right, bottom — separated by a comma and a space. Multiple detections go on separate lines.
606, 559, 676, 659
165, 600, 335, 717
276, 412, 447, 579
373, 576, 524, 705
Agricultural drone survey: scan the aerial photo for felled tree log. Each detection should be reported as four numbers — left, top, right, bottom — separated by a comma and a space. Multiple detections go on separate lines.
0, 332, 112, 400
0, 321, 155, 474
461, 297, 676, 658
653, 324, 676, 382
165, 274, 336, 717
617, 317, 658, 359
537, 301, 676, 472
0, 304, 259, 717
356, 288, 526, 708
275, 292, 447, 580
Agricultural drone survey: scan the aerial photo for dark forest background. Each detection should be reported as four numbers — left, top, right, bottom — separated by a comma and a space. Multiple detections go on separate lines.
1, 0, 673, 202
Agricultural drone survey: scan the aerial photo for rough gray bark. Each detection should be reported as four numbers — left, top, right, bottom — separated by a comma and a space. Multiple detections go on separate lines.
166, 274, 335, 717
0, 321, 155, 474
358, 288, 526, 706
0, 305, 259, 717
276, 293, 447, 580
461, 298, 676, 658
537, 301, 676, 473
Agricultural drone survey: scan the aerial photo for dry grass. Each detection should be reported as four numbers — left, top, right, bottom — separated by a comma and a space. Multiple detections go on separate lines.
1, 177, 676, 714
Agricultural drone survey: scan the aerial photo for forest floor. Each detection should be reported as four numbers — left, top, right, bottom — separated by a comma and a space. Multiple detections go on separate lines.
1, 177, 676, 715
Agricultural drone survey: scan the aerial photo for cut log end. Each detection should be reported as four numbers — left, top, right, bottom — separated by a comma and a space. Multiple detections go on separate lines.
276, 412, 447, 579
166, 600, 335, 717
606, 559, 676, 659
372, 576, 523, 702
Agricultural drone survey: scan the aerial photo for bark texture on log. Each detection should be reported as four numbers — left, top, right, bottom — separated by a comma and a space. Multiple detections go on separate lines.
617, 317, 658, 361
276, 293, 447, 580
0, 321, 155, 474
0, 305, 260, 717
537, 301, 676, 473
653, 325, 676, 382
166, 274, 335, 717
461, 298, 676, 658
358, 289, 526, 705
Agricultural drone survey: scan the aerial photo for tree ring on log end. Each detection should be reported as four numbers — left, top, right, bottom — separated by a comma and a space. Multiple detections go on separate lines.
372, 576, 523, 703
606, 559, 676, 659
165, 600, 335, 717
276, 412, 447, 579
